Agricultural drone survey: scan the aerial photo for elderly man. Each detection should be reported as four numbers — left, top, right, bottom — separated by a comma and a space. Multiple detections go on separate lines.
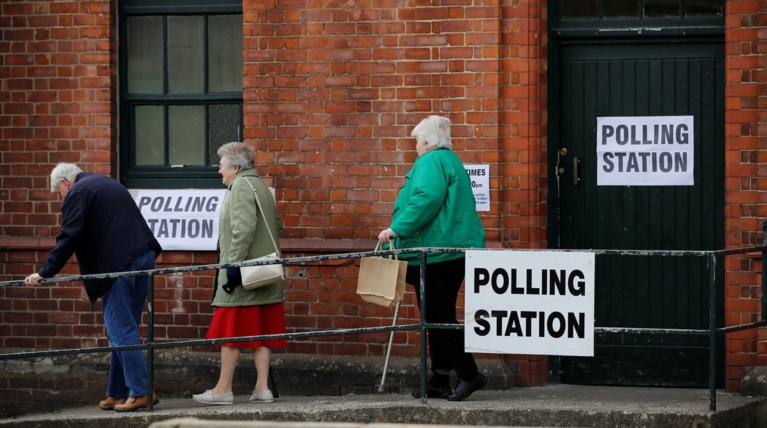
25, 163, 162, 412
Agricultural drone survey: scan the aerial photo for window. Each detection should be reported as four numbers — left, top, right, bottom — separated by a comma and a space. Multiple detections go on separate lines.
560, 0, 723, 20
119, 0, 243, 188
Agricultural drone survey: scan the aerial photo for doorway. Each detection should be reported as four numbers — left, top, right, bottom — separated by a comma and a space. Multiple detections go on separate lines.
547, 2, 725, 386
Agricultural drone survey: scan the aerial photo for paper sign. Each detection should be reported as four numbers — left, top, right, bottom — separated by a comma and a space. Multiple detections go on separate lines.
597, 116, 694, 186
464, 164, 489, 212
134, 189, 227, 251
465, 250, 595, 357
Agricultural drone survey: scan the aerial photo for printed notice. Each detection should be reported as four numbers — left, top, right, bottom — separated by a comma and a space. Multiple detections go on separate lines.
465, 250, 595, 357
134, 189, 227, 251
597, 116, 694, 186
464, 164, 489, 212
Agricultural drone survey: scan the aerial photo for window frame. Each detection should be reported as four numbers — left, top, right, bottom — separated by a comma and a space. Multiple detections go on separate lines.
118, 0, 243, 189
551, 0, 725, 38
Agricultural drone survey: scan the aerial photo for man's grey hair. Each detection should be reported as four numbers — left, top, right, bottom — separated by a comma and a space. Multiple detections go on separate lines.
50, 163, 83, 192
217, 142, 255, 170
410, 115, 452, 151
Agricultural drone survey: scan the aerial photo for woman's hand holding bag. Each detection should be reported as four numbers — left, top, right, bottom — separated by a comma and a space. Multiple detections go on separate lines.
356, 242, 407, 307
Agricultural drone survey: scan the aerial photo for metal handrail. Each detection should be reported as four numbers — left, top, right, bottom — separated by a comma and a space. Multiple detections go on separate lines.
1, 245, 766, 412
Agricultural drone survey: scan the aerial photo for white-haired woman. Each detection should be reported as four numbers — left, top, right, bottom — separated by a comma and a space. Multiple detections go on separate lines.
193, 142, 286, 405
377, 115, 487, 401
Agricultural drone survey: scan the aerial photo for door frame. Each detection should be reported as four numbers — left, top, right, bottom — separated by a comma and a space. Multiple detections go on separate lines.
546, 3, 726, 386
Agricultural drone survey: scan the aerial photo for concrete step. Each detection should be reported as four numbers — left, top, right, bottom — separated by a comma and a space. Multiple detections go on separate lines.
2, 385, 766, 428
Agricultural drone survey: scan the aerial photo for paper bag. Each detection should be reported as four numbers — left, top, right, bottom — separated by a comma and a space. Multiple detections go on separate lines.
356, 243, 407, 307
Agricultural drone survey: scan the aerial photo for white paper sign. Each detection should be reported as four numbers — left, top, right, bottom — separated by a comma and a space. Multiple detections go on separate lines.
464, 164, 489, 212
134, 189, 227, 251
465, 250, 595, 357
597, 116, 694, 186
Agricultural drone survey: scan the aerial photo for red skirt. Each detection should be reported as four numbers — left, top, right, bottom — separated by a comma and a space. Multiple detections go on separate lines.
206, 303, 288, 348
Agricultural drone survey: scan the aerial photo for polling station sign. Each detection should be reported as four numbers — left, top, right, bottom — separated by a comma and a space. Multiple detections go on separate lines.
465, 250, 595, 357
597, 115, 694, 186
134, 189, 227, 251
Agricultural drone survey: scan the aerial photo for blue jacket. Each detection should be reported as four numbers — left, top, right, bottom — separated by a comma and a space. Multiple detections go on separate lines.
39, 172, 162, 303
390, 148, 485, 265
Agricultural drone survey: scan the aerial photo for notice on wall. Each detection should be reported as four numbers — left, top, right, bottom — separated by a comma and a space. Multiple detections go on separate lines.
465, 250, 595, 357
464, 164, 489, 212
597, 116, 694, 186
133, 189, 227, 251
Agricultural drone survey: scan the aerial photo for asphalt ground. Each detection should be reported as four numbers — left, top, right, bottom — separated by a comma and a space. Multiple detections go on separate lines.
2, 384, 766, 428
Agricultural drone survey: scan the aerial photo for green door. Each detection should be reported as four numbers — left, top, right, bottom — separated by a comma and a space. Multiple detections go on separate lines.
550, 41, 725, 386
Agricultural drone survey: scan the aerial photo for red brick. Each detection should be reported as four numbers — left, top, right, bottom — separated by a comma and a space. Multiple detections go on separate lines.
0, 0, 766, 404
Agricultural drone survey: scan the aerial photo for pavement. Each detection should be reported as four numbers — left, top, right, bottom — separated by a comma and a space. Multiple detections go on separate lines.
2, 384, 766, 428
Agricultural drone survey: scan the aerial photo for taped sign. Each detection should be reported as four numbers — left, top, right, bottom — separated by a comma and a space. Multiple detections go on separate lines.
597, 115, 694, 186
134, 189, 227, 251
464, 164, 489, 212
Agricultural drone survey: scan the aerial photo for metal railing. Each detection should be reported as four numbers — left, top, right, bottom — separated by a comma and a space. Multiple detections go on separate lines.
1, 245, 766, 412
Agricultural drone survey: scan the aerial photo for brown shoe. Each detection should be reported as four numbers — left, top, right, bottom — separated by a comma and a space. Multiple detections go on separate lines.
114, 392, 159, 412
98, 396, 127, 410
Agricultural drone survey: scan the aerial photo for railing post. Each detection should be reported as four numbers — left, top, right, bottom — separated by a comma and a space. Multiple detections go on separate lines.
147, 272, 155, 412
762, 220, 767, 322
419, 251, 428, 404
708, 253, 717, 412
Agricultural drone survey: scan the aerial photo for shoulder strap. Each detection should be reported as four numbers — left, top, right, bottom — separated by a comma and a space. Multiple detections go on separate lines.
243, 178, 280, 255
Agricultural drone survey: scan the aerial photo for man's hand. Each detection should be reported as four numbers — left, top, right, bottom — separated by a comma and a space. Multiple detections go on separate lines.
24, 273, 43, 286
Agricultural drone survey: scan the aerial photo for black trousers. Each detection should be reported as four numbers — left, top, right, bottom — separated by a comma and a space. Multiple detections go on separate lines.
406, 257, 479, 381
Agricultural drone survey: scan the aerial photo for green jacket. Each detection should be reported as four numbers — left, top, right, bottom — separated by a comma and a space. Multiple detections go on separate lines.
390, 148, 485, 265
213, 169, 284, 307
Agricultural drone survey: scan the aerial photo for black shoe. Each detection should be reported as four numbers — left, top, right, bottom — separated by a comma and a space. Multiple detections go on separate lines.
447, 373, 486, 401
411, 384, 452, 399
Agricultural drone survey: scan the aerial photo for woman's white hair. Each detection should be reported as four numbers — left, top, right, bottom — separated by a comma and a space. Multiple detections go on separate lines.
217, 142, 255, 170
410, 115, 452, 150
50, 163, 82, 192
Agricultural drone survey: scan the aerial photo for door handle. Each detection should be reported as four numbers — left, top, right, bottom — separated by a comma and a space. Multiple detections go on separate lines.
573, 157, 581, 186
556, 147, 568, 177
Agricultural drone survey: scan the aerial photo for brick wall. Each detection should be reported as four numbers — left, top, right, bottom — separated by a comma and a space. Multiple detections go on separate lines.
0, 1, 115, 238
239, 0, 549, 383
0, 0, 550, 407
723, 0, 767, 392
2, 0, 764, 408
0, 0, 116, 345
243, 0, 549, 383
243, 0, 514, 244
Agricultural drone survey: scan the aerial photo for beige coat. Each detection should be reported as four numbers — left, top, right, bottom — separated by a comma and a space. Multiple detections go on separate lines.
213, 169, 284, 307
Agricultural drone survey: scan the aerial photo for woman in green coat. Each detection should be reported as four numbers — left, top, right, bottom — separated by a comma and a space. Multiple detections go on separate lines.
378, 115, 486, 402
193, 142, 286, 405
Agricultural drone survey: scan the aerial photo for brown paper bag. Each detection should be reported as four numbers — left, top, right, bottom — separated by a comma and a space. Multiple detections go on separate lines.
356, 242, 407, 307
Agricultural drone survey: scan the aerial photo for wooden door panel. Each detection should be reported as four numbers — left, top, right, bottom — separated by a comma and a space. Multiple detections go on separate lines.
554, 42, 724, 386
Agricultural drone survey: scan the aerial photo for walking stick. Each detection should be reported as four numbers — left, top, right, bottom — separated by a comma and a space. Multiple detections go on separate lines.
378, 300, 401, 393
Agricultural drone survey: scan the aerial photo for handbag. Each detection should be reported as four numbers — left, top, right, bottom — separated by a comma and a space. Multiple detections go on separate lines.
356, 242, 407, 307
240, 179, 285, 290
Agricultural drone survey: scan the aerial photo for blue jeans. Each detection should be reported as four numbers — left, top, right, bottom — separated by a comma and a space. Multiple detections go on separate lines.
101, 250, 156, 398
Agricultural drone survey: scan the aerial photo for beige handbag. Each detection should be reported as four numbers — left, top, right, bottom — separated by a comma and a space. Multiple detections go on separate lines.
240, 179, 284, 290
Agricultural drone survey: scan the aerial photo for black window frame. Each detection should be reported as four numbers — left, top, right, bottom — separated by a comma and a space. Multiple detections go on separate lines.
118, 0, 243, 189
551, 0, 725, 38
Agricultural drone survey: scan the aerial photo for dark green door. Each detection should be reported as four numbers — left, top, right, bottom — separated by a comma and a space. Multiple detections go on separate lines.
551, 41, 724, 386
